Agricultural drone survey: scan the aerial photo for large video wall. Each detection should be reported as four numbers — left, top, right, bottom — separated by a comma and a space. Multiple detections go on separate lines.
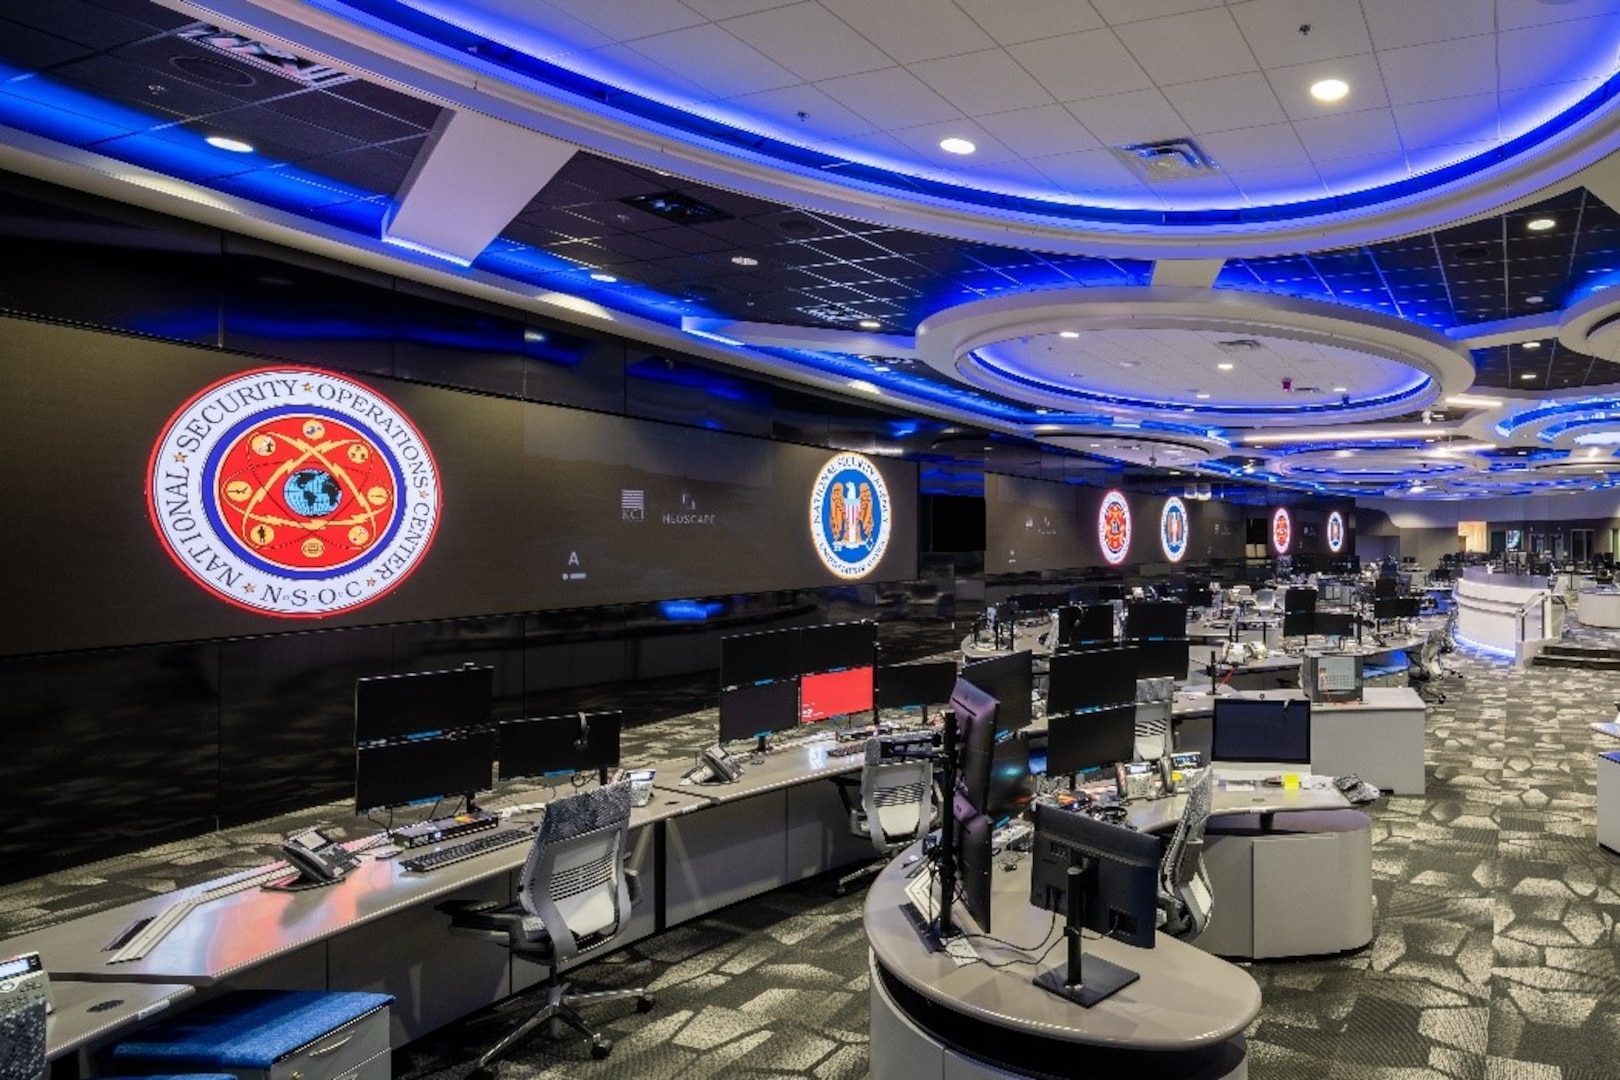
1, 317, 916, 657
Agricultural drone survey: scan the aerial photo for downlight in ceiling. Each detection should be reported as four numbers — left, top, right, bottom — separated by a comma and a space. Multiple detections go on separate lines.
1113, 138, 1219, 182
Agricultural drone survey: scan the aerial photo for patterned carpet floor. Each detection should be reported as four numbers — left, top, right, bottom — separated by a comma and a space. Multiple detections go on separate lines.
8, 621, 1620, 1079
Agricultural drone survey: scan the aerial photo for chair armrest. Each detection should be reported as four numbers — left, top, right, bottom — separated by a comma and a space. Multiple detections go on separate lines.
625, 866, 642, 907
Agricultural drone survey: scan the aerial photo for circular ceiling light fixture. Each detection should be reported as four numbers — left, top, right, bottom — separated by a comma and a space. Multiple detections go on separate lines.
1521, 372, 1538, 380
1527, 217, 1557, 231
730, 255, 759, 266
1526, 295, 1545, 304
1309, 78, 1350, 102
858, 319, 883, 330
1217, 362, 1234, 371
1059, 330, 1080, 339
205, 135, 254, 153
1332, 385, 1348, 393
589, 272, 617, 282
939, 137, 977, 155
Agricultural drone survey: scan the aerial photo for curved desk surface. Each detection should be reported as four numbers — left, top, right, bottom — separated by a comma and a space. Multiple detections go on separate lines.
864, 844, 1261, 1059
1578, 588, 1620, 628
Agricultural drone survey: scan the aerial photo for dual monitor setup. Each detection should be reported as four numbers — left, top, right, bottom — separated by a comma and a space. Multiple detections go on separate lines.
352, 666, 622, 816
1279, 587, 1360, 644
718, 621, 880, 748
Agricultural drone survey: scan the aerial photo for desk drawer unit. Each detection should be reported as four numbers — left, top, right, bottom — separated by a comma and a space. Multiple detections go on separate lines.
110, 991, 392, 1080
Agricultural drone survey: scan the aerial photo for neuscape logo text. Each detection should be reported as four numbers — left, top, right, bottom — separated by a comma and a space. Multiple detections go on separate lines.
146, 367, 441, 617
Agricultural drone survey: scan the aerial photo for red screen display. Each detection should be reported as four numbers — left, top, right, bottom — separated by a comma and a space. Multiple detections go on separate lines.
799, 666, 875, 723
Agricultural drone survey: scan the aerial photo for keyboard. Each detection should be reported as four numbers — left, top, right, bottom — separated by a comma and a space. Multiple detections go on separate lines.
400, 828, 533, 872
827, 742, 867, 758
107, 865, 294, 963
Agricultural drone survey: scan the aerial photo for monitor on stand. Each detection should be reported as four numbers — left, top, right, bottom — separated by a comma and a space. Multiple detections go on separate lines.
718, 680, 801, 750
876, 660, 958, 723
498, 711, 623, 784
354, 666, 494, 744
355, 728, 497, 815
1045, 704, 1136, 780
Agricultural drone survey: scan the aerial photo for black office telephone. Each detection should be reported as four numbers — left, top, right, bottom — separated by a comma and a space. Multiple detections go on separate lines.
279, 827, 360, 885
687, 745, 742, 785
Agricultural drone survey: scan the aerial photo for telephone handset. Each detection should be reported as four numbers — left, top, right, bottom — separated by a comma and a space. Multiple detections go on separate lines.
280, 827, 359, 884
688, 745, 742, 784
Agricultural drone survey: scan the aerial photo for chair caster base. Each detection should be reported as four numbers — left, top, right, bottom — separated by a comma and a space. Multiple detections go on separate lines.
591, 1037, 613, 1060
636, 995, 655, 1013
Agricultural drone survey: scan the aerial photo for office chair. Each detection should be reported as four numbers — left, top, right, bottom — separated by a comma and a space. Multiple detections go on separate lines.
1408, 628, 1460, 704
438, 784, 653, 1072
1157, 767, 1213, 941
1252, 588, 1278, 617
0, 992, 46, 1080
833, 737, 935, 895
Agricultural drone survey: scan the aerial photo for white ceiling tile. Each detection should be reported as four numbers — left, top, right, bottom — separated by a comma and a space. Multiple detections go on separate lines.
720, 3, 894, 82
544, 0, 707, 40
1498, 16, 1620, 91
681, 0, 797, 16
1312, 151, 1413, 194
975, 104, 1103, 157
943, 156, 1065, 195
1380, 36, 1498, 106
401, 1, 613, 59
1066, 88, 1192, 147
1196, 123, 1312, 170
1497, 0, 1620, 32
1361, 0, 1495, 50
1293, 107, 1403, 162
1008, 29, 1156, 102
1392, 94, 1501, 150
953, 0, 1105, 45
717, 84, 879, 140
1090, 0, 1225, 25
1407, 138, 1499, 176
1228, 163, 1330, 204
818, 0, 998, 63
910, 49, 1056, 116
573, 43, 713, 105
888, 118, 1020, 166
1113, 7, 1260, 86
1497, 74, 1606, 134
1028, 148, 1156, 196
1229, 0, 1375, 68
1162, 72, 1288, 134
816, 67, 964, 128
627, 24, 803, 98
1266, 52, 1390, 121
1144, 173, 1244, 208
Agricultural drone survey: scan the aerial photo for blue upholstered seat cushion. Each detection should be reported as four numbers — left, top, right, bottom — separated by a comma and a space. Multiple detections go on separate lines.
111, 991, 392, 1069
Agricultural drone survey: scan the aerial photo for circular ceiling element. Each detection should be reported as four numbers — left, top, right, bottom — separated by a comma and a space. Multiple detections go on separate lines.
915, 288, 1472, 426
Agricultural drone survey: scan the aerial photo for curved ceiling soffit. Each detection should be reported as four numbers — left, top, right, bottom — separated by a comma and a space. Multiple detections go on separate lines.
195, 0, 1620, 261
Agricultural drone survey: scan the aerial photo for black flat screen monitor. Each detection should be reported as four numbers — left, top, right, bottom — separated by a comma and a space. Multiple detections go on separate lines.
1132, 637, 1190, 680
1374, 575, 1398, 598
1281, 610, 1314, 639
1184, 582, 1214, 610
1070, 603, 1116, 646
1396, 596, 1422, 619
1211, 697, 1311, 765
1315, 611, 1356, 639
719, 630, 801, 688
356, 728, 496, 813
498, 711, 622, 780
952, 677, 1032, 822
800, 621, 877, 675
1048, 647, 1138, 714
1046, 703, 1136, 777
877, 660, 958, 709
1029, 802, 1159, 951
1124, 601, 1186, 640
955, 798, 994, 934
1284, 587, 1318, 613
961, 650, 1034, 732
354, 666, 494, 744
718, 679, 800, 743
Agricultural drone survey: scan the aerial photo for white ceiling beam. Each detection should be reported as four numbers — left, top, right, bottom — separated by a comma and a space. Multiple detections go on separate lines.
680, 318, 919, 359
1150, 258, 1225, 288
1449, 312, 1563, 349
383, 108, 575, 265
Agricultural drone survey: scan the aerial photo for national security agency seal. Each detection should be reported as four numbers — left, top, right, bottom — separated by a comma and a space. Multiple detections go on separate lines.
1160, 496, 1189, 563
1326, 510, 1345, 553
810, 452, 892, 580
146, 367, 441, 617
1098, 489, 1131, 566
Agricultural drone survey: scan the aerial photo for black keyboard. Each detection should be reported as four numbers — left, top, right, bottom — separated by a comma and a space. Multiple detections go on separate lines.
400, 828, 532, 872
828, 742, 867, 758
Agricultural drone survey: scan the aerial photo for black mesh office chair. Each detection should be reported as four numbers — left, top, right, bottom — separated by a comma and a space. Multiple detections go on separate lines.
438, 784, 653, 1072
1158, 767, 1213, 940
0, 992, 46, 1080
833, 737, 935, 895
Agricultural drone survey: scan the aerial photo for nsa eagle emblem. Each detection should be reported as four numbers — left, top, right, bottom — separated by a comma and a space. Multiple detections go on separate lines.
1098, 490, 1131, 567
1326, 510, 1345, 553
810, 452, 891, 580
147, 367, 441, 617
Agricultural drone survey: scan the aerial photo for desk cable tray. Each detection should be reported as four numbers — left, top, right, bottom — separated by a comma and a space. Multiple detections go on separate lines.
106, 864, 293, 963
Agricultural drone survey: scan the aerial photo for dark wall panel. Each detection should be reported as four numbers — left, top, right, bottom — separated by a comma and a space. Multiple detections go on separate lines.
392, 282, 525, 398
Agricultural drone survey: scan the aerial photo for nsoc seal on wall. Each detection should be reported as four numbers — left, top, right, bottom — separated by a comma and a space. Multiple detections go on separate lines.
1326, 510, 1345, 553
1272, 507, 1293, 555
1098, 489, 1131, 566
810, 452, 891, 580
1159, 496, 1188, 563
146, 367, 441, 617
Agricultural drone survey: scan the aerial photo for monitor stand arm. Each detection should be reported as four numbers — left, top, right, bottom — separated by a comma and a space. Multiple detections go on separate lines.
1033, 861, 1140, 1008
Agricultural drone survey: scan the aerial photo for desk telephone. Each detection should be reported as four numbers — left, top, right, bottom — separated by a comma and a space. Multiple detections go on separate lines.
686, 745, 742, 785
279, 827, 360, 885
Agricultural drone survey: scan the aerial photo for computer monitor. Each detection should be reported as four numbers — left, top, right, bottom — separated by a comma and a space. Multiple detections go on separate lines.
355, 728, 496, 814
1281, 610, 1314, 639
354, 666, 494, 744
1284, 587, 1317, 613
799, 665, 875, 722
1374, 575, 1398, 598
960, 650, 1034, 732
1184, 582, 1214, 610
1028, 803, 1160, 1006
718, 679, 800, 744
1395, 596, 1421, 619
497, 711, 622, 780
1048, 647, 1137, 714
1070, 604, 1116, 646
876, 660, 957, 710
719, 629, 801, 687
954, 797, 995, 934
1210, 697, 1311, 765
1045, 703, 1136, 777
1314, 611, 1356, 639
1132, 637, 1190, 680
799, 621, 877, 675
1124, 600, 1186, 640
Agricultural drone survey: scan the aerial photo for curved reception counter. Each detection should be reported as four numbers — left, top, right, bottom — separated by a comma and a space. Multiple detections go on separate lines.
1456, 568, 1560, 658
1579, 588, 1620, 629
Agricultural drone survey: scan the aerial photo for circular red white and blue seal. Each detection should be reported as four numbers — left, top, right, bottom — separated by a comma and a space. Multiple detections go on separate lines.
1326, 510, 1345, 553
146, 367, 441, 618
1160, 496, 1189, 563
1272, 507, 1293, 555
1098, 489, 1132, 566
810, 452, 892, 580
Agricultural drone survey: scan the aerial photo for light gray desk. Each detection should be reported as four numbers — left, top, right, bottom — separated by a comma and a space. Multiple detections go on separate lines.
864, 842, 1259, 1080
46, 981, 194, 1064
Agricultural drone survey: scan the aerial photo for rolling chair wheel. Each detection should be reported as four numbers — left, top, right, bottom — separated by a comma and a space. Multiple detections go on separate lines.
591, 1037, 613, 1060
636, 995, 656, 1013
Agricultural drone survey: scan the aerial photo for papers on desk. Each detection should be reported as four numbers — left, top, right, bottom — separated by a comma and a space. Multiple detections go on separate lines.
901, 868, 980, 968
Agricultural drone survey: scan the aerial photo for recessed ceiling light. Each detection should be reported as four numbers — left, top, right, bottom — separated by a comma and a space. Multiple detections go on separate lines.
589, 272, 617, 282
1217, 362, 1234, 371
1522, 340, 1542, 350
1035, 407, 1051, 414
1195, 393, 1211, 400
730, 255, 759, 266
1310, 78, 1349, 102
205, 135, 254, 153
858, 319, 882, 330
1334, 449, 1355, 458
1089, 443, 1101, 449
1521, 372, 1537, 380
1332, 386, 1348, 393
1526, 217, 1556, 232
1118, 360, 1140, 368
939, 137, 976, 155
871, 365, 890, 373
1059, 330, 1080, 339
1525, 295, 1545, 304
848, 379, 881, 394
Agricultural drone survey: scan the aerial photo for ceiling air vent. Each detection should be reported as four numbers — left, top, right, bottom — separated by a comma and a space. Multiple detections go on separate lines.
1113, 138, 1219, 181
621, 191, 733, 226
175, 23, 351, 86
1215, 338, 1264, 353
